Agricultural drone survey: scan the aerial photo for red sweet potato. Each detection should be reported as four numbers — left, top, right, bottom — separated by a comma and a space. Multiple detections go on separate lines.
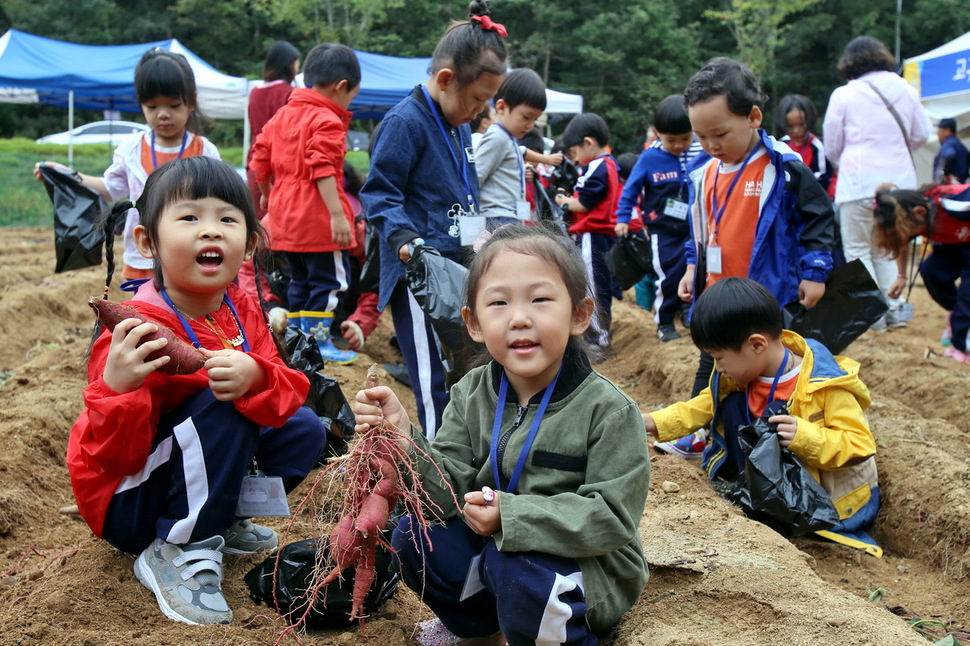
88, 297, 206, 375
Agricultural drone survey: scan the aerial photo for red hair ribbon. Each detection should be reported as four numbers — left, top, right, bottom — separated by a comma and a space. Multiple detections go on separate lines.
471, 15, 508, 37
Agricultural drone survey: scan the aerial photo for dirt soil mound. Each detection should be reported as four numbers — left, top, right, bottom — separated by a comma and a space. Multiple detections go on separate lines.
0, 227, 967, 645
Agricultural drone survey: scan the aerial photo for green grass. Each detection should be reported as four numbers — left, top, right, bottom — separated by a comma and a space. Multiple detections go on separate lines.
0, 138, 369, 228
0, 138, 114, 227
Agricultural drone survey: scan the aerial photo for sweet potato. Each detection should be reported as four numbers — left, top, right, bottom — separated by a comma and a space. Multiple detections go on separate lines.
88, 297, 206, 375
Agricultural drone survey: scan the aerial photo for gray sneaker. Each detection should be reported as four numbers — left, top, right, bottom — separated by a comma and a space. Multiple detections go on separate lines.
221, 518, 279, 555
657, 324, 682, 343
134, 536, 232, 625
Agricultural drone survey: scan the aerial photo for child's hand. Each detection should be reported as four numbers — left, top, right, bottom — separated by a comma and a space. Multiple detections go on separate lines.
798, 279, 825, 308
678, 265, 696, 302
642, 412, 658, 440
330, 213, 353, 248
524, 164, 535, 183
462, 489, 501, 537
102, 318, 172, 393
340, 320, 365, 351
355, 386, 411, 435
887, 276, 906, 299
33, 161, 68, 182
769, 414, 797, 447
201, 348, 267, 401
615, 222, 629, 237
259, 192, 269, 211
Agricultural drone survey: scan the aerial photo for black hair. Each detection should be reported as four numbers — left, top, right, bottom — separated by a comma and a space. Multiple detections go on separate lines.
262, 40, 301, 83
616, 152, 639, 181
518, 126, 545, 154
653, 94, 692, 134
561, 113, 610, 150
135, 48, 201, 132
431, 0, 508, 87
496, 68, 547, 111
690, 277, 782, 351
101, 157, 264, 293
304, 43, 361, 89
873, 183, 933, 259
465, 222, 592, 362
837, 36, 896, 81
774, 94, 818, 136
683, 57, 767, 117
343, 159, 366, 198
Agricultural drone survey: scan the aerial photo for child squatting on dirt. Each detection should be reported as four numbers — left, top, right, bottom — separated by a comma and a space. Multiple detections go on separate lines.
642, 277, 882, 555
354, 224, 650, 646
67, 157, 327, 626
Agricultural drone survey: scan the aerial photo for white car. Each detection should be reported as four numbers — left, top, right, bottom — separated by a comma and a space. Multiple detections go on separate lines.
36, 120, 151, 145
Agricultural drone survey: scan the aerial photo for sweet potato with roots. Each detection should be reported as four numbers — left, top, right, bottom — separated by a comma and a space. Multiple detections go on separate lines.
272, 364, 459, 641
88, 297, 206, 375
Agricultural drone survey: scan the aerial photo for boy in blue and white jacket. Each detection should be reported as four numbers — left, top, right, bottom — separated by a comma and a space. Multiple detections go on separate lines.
680, 57, 835, 405
616, 95, 709, 342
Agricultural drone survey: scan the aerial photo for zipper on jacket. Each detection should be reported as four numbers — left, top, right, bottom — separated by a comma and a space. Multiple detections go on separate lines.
495, 405, 529, 488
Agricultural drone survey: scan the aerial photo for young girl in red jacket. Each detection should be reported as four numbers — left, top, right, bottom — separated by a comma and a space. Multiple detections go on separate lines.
874, 183, 970, 362
68, 157, 326, 626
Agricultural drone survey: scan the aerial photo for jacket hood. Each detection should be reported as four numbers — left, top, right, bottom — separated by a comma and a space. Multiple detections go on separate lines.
782, 330, 871, 410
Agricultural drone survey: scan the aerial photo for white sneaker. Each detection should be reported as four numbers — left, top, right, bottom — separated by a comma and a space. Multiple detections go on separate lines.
134, 536, 231, 625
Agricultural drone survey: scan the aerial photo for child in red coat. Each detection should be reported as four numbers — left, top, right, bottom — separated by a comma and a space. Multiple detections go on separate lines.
251, 44, 361, 364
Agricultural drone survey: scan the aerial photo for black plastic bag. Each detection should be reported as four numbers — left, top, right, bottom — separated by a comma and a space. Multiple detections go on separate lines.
610, 234, 655, 290
405, 245, 477, 388
38, 163, 108, 273
284, 327, 355, 456
727, 404, 840, 537
244, 531, 399, 629
358, 224, 381, 294
783, 259, 888, 355
532, 177, 569, 236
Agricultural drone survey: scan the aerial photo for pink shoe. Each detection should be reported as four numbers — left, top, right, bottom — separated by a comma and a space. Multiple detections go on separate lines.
943, 346, 970, 363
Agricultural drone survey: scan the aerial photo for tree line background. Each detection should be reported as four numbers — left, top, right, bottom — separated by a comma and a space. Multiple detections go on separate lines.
2, 0, 970, 153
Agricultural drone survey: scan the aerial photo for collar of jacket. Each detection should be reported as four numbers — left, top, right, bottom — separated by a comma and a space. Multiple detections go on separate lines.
488, 341, 593, 405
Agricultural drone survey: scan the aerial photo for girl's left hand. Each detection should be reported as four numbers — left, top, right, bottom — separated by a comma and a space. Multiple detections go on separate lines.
201, 348, 267, 401
462, 490, 501, 537
769, 414, 797, 448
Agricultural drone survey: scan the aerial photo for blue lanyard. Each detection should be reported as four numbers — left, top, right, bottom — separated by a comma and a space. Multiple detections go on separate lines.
159, 289, 250, 352
150, 130, 189, 170
745, 348, 790, 424
420, 85, 477, 215
710, 139, 762, 242
494, 123, 527, 199
489, 366, 562, 495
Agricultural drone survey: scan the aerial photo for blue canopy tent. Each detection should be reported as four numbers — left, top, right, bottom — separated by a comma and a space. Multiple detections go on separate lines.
0, 28, 584, 161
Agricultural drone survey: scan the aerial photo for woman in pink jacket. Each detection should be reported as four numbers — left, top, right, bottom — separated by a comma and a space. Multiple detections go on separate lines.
823, 35, 931, 328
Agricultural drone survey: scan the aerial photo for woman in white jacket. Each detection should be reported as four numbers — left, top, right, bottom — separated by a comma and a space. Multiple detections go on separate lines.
823, 35, 931, 327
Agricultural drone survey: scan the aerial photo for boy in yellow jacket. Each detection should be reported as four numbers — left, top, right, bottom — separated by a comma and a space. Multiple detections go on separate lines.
643, 277, 881, 555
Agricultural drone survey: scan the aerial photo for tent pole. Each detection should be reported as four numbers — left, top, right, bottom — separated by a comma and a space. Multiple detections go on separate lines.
242, 80, 251, 168
68, 90, 74, 167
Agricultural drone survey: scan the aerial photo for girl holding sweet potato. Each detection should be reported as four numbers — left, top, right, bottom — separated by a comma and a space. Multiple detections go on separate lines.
68, 156, 326, 626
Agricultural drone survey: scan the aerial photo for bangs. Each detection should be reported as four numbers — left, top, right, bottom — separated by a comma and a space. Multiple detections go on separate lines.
136, 56, 195, 103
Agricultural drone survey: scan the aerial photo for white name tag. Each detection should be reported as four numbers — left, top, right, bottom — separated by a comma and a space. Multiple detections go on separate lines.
465, 146, 476, 164
899, 302, 915, 321
665, 198, 689, 220
706, 245, 722, 275
515, 200, 531, 221
460, 215, 486, 246
235, 475, 291, 517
